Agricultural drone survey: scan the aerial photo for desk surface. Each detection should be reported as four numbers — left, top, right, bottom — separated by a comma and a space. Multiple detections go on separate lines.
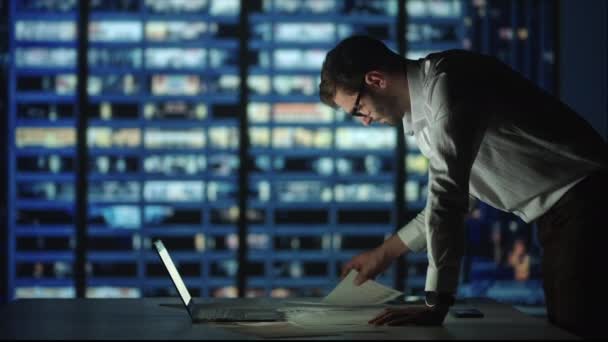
0, 297, 578, 340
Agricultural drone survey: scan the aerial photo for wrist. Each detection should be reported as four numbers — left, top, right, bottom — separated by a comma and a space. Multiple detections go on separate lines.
425, 291, 455, 310
382, 234, 409, 259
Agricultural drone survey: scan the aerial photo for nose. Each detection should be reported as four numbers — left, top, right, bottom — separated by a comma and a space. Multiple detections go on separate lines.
357, 116, 373, 126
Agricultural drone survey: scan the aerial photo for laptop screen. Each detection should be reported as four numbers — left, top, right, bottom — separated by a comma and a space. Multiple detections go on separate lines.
153, 240, 192, 306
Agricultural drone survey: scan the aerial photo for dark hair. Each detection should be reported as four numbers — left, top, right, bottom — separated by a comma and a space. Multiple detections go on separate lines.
319, 35, 403, 108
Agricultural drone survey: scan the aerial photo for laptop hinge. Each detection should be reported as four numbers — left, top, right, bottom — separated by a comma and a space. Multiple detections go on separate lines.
186, 299, 195, 320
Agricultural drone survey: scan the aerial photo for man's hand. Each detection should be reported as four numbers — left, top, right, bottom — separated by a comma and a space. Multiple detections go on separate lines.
340, 234, 409, 285
368, 305, 449, 326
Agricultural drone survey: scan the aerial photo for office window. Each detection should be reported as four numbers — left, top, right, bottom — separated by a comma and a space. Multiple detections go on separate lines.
0, 0, 236, 299
6, 0, 555, 306
8, 0, 78, 299
246, 0, 399, 298
85, 0, 240, 298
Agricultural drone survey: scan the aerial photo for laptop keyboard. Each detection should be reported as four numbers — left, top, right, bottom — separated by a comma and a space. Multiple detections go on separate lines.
196, 308, 280, 321
196, 308, 248, 321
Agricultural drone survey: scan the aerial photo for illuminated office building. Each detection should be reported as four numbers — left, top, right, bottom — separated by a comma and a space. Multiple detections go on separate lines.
5, 0, 555, 308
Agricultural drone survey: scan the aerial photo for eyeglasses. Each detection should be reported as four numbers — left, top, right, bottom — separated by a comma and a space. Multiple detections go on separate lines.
350, 85, 367, 118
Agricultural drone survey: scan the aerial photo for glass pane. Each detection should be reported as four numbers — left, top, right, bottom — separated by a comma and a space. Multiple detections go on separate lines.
9, 0, 79, 300
246, 0, 399, 298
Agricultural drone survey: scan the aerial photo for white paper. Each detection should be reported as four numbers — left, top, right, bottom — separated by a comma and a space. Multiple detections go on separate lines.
212, 321, 337, 338
215, 321, 384, 338
283, 299, 328, 306
279, 306, 386, 327
283, 300, 378, 308
275, 270, 403, 328
322, 270, 403, 306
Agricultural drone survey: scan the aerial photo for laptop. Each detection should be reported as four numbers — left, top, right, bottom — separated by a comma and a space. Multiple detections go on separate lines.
153, 239, 283, 322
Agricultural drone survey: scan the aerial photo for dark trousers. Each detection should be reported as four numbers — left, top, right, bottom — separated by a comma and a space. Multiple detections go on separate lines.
536, 169, 608, 339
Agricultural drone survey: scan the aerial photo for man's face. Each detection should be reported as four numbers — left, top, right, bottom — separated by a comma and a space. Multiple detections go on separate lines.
333, 72, 403, 127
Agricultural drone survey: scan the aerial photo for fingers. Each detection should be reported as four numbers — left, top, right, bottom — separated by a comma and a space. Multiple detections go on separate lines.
368, 309, 414, 326
368, 309, 390, 325
369, 309, 403, 326
386, 317, 414, 326
342, 262, 371, 285
342, 264, 369, 285
340, 262, 355, 279
354, 272, 368, 286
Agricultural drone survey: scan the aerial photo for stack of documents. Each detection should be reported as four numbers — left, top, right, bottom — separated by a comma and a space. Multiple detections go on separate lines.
279, 270, 403, 327
322, 269, 403, 305
215, 270, 404, 338
280, 306, 387, 327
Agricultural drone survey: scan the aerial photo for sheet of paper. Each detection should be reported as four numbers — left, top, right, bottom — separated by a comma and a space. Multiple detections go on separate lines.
283, 299, 328, 306
214, 321, 342, 338
322, 270, 403, 306
282, 300, 382, 308
215, 320, 388, 338
280, 306, 386, 327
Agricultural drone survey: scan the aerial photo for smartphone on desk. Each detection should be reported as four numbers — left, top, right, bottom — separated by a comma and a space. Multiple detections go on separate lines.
450, 308, 484, 318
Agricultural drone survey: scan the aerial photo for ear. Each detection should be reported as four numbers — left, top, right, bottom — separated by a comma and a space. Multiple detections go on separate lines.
364, 70, 387, 89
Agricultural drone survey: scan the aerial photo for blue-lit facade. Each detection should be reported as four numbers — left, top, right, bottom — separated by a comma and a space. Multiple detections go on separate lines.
9, 0, 78, 299
244, 0, 401, 297
4, 0, 555, 307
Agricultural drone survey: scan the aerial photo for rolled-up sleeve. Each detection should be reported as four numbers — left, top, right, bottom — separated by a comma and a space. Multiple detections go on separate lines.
423, 70, 487, 294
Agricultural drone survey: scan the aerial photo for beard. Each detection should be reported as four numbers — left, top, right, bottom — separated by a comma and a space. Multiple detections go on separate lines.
368, 91, 401, 126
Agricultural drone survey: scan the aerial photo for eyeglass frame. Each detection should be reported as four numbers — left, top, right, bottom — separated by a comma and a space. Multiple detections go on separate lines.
350, 83, 367, 118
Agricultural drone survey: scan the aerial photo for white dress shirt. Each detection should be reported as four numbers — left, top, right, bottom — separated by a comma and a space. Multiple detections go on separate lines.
397, 50, 608, 294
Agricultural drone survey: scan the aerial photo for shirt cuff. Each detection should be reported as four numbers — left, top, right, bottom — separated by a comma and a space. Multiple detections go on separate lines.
397, 212, 427, 253
424, 264, 460, 293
